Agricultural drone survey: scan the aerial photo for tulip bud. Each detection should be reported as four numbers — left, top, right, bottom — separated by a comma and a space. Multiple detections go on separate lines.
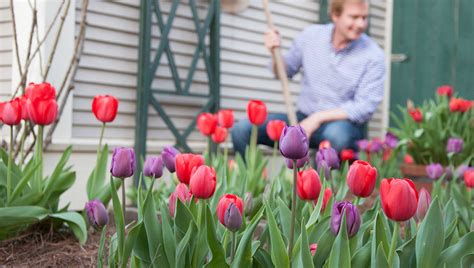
25, 82, 58, 126
247, 100, 267, 126
161, 146, 180, 173
143, 156, 164, 179
175, 153, 204, 184
340, 149, 356, 162
368, 138, 384, 153
317, 160, 331, 180
316, 147, 340, 170
330, 201, 361, 238
217, 194, 244, 229
426, 163, 443, 180
464, 169, 474, 188
197, 112, 217, 136
437, 85, 453, 98
404, 154, 414, 164
211, 126, 228, 144
446, 137, 463, 154
380, 178, 418, 221
217, 109, 234, 128
266, 120, 286, 141
168, 183, 192, 217
416, 188, 431, 221
85, 199, 109, 229
224, 203, 243, 232
110, 147, 136, 179
310, 244, 318, 256
319, 140, 331, 149
285, 152, 309, 169
2, 98, 22, 126
244, 192, 253, 215
384, 132, 398, 149
189, 165, 216, 199
408, 108, 423, 122
357, 139, 369, 151
346, 160, 377, 198
455, 165, 469, 179
279, 125, 309, 160
449, 98, 472, 113
296, 168, 322, 201
92, 95, 119, 123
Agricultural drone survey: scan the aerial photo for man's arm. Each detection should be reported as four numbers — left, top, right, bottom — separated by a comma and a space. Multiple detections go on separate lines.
264, 28, 304, 78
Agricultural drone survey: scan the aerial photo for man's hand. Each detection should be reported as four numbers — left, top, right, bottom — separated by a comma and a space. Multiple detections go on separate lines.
264, 28, 281, 52
299, 114, 321, 139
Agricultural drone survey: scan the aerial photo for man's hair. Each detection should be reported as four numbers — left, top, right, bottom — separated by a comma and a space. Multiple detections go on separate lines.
329, 0, 368, 17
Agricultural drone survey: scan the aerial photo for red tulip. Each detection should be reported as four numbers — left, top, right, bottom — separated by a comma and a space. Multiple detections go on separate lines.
0, 102, 5, 123
189, 165, 217, 199
310, 244, 317, 256
2, 98, 22, 126
217, 109, 234, 128
92, 95, 119, 123
449, 98, 473, 113
380, 178, 419, 221
247, 100, 267, 125
464, 169, 474, 188
314, 187, 332, 212
197, 112, 217, 136
436, 85, 453, 98
404, 154, 414, 164
169, 183, 192, 217
175, 153, 204, 184
19, 95, 29, 120
216, 194, 244, 226
266, 120, 286, 141
212, 126, 228, 144
416, 188, 431, 221
340, 149, 355, 161
382, 149, 392, 162
347, 160, 377, 198
408, 108, 423, 123
25, 82, 58, 125
319, 140, 331, 149
296, 168, 322, 200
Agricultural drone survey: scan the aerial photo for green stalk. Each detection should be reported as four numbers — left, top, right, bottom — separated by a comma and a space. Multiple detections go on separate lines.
33, 125, 44, 192
90, 122, 106, 199
19, 121, 28, 166
230, 231, 237, 262
288, 159, 298, 262
249, 125, 258, 190
207, 136, 212, 165
97, 226, 107, 268
387, 222, 399, 266
121, 180, 126, 220
6, 126, 13, 204
270, 141, 278, 179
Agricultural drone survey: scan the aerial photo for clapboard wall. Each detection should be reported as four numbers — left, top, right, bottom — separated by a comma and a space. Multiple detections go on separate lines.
73, 0, 388, 152
0, 0, 12, 100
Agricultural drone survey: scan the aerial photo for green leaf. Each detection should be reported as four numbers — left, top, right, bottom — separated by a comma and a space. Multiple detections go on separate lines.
176, 223, 195, 268
160, 203, 176, 268
50, 211, 87, 245
396, 235, 416, 268
110, 176, 125, 265
416, 197, 444, 268
9, 161, 40, 202
306, 182, 327, 229
371, 212, 390, 268
264, 199, 290, 268
328, 211, 351, 268
175, 198, 197, 234
87, 144, 109, 200
299, 219, 314, 268
253, 247, 273, 267
351, 241, 371, 268
277, 197, 291, 240
0, 205, 49, 228
231, 207, 264, 268
40, 146, 73, 206
375, 243, 390, 268
123, 221, 143, 268
205, 204, 228, 268
313, 226, 336, 268
438, 232, 474, 267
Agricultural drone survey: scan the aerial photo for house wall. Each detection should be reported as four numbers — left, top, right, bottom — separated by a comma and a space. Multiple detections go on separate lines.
0, 0, 12, 100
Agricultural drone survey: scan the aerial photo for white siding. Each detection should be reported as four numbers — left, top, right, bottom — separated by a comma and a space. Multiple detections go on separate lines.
73, 0, 388, 152
0, 0, 12, 100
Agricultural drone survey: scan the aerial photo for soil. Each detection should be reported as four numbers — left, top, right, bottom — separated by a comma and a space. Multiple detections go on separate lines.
0, 221, 114, 267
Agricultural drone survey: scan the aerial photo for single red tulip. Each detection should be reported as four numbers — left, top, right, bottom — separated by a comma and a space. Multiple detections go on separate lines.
19, 95, 29, 120
25, 82, 58, 125
216, 194, 244, 226
189, 165, 217, 199
169, 183, 192, 217
310, 244, 318, 256
404, 154, 414, 164
340, 149, 355, 161
380, 178, 419, 221
217, 109, 234, 128
415, 188, 431, 221
297, 168, 322, 200
464, 169, 474, 188
175, 153, 204, 184
347, 160, 377, 198
319, 140, 331, 149
247, 100, 267, 125
92, 95, 119, 123
436, 85, 453, 98
408, 108, 423, 123
212, 126, 228, 144
266, 120, 286, 141
197, 112, 217, 136
2, 98, 22, 126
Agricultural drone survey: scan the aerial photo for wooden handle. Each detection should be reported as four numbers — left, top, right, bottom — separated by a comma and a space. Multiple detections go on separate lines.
262, 0, 297, 126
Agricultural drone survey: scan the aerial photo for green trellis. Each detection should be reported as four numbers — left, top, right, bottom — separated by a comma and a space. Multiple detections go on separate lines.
135, 0, 220, 169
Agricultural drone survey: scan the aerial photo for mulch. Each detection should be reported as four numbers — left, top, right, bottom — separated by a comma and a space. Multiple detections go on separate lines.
0, 222, 114, 267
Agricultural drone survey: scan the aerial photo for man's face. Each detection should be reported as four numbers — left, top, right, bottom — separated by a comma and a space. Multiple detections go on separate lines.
332, 2, 369, 41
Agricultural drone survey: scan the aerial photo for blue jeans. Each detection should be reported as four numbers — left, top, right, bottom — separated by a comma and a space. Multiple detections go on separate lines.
231, 111, 364, 159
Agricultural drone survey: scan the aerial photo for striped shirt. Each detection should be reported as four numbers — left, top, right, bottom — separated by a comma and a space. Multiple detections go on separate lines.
276, 23, 385, 124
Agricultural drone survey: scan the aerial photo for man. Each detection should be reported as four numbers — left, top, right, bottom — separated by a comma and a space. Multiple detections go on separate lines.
232, 0, 385, 158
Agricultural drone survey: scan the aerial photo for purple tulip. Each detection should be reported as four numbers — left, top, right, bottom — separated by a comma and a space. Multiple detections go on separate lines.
384, 132, 398, 149
317, 160, 331, 179
224, 203, 242, 232
416, 188, 431, 221
456, 165, 470, 179
162, 146, 180, 173
369, 138, 384, 153
143, 156, 164, 178
330, 201, 361, 238
110, 147, 136, 179
85, 199, 109, 229
446, 138, 463, 154
426, 163, 443, 180
445, 166, 453, 180
279, 125, 309, 160
316, 148, 340, 169
285, 152, 309, 169
357, 139, 369, 151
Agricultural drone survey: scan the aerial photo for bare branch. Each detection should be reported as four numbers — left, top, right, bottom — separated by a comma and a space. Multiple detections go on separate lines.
9, 0, 23, 78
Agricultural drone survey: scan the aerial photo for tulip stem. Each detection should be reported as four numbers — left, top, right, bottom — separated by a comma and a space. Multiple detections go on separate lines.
387, 222, 399, 266
121, 181, 126, 221
270, 141, 278, 179
207, 136, 212, 165
97, 226, 107, 268
19, 121, 28, 166
6, 126, 13, 204
288, 159, 298, 262
354, 196, 360, 206
33, 125, 44, 192
230, 231, 236, 262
